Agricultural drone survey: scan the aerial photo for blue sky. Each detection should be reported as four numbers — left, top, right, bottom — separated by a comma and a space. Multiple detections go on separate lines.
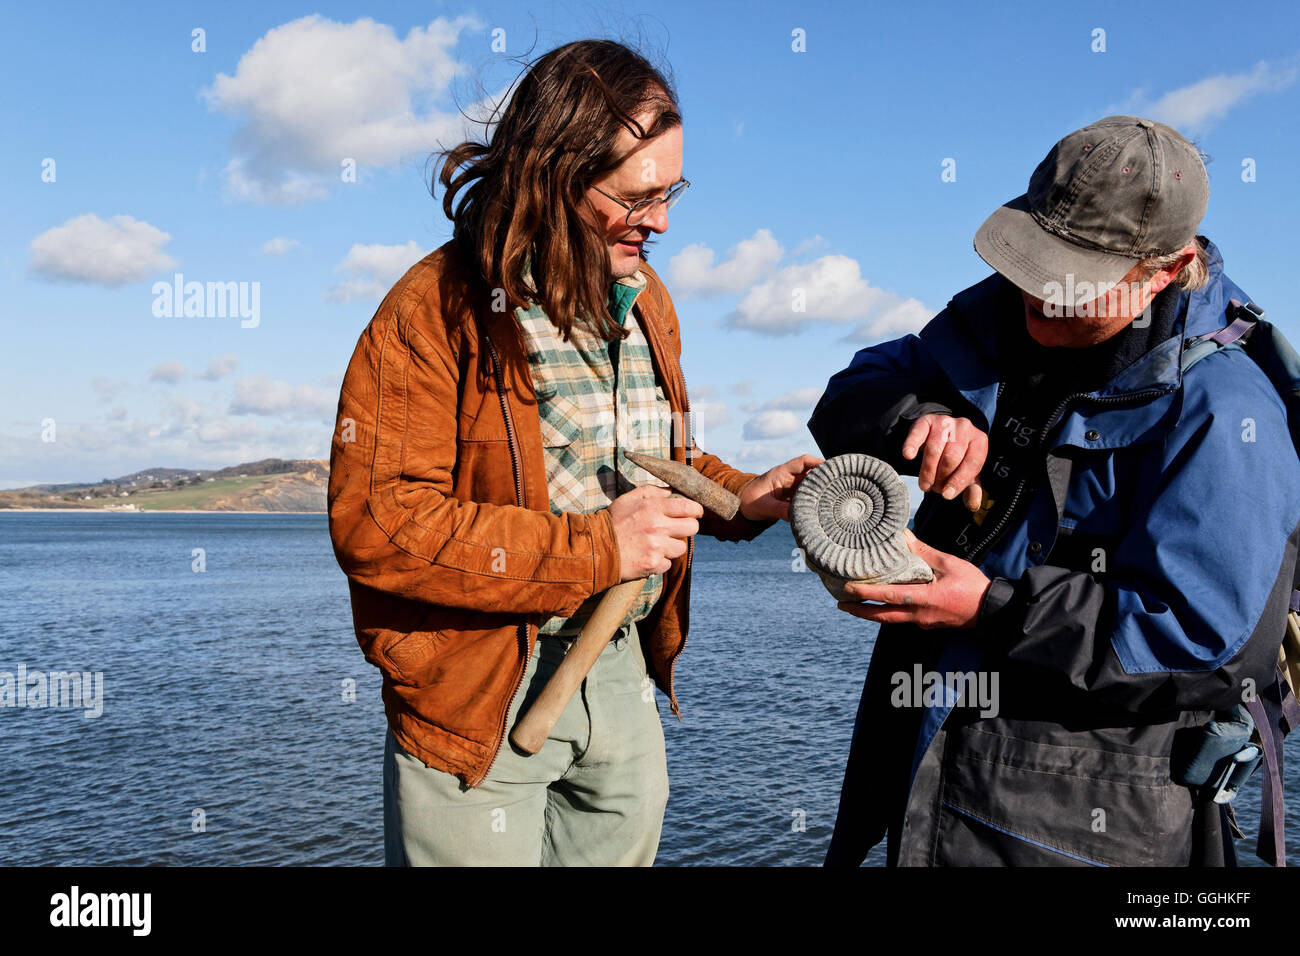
3, 0, 1298, 485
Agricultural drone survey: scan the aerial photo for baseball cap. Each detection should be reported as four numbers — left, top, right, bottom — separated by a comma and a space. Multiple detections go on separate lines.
973, 115, 1208, 308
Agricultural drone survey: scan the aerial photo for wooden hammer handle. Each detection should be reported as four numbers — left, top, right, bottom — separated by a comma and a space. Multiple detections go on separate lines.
509, 578, 644, 754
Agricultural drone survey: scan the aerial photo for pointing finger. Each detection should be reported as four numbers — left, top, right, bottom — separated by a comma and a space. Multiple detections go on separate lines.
901, 418, 931, 462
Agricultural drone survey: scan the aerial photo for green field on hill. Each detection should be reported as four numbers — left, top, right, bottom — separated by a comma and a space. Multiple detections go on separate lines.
133, 476, 271, 510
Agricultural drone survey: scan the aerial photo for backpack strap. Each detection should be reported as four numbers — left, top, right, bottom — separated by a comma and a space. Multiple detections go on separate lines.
1247, 676, 1296, 866
1180, 299, 1263, 373
1181, 297, 1300, 865
1204, 299, 1263, 346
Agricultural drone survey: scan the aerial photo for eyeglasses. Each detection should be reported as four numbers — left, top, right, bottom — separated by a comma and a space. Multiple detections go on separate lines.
591, 179, 690, 227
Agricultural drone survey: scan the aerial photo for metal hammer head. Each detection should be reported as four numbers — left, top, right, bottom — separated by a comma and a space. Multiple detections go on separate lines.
623, 450, 741, 520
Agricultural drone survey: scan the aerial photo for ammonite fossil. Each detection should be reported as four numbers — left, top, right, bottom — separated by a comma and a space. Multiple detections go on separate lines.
790, 453, 933, 601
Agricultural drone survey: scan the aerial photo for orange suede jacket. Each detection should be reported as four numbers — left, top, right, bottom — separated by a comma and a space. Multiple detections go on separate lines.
328, 241, 774, 786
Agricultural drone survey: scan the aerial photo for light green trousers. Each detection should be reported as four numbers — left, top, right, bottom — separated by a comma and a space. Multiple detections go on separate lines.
383, 621, 670, 866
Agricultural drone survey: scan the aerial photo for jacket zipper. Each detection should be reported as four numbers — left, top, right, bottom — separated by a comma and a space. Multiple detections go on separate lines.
665, 352, 693, 717
474, 330, 530, 788
631, 296, 695, 716
964, 383, 1171, 563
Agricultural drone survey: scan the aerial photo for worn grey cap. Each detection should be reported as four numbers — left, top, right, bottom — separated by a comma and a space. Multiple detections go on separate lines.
974, 115, 1208, 308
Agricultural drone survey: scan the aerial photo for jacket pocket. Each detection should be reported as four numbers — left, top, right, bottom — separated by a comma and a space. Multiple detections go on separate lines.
935, 724, 1194, 867
381, 628, 446, 686
935, 802, 1106, 866
539, 393, 586, 514
361, 598, 449, 686
539, 392, 583, 448
458, 379, 509, 442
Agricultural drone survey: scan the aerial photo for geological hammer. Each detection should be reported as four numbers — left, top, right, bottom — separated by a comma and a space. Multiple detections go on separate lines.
509, 450, 741, 754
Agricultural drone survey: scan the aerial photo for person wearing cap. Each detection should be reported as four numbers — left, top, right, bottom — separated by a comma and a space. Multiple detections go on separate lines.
808, 115, 1300, 866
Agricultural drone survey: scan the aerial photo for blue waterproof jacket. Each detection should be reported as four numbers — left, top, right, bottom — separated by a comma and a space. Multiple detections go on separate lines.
808, 239, 1300, 866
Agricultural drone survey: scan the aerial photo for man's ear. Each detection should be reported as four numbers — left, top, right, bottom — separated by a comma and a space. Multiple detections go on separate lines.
1150, 244, 1197, 293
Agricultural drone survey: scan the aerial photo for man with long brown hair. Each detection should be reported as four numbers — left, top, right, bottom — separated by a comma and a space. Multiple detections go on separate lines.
328, 39, 819, 865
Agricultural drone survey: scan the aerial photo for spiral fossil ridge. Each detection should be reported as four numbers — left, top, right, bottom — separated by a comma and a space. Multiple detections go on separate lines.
790, 453, 934, 600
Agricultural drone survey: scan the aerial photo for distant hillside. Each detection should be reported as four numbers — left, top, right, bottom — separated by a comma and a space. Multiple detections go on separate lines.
0, 459, 329, 512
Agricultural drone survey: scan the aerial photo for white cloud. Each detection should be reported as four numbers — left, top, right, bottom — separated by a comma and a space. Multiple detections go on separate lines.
667, 229, 784, 297
1139, 58, 1300, 133
223, 161, 330, 205
29, 214, 176, 286
727, 439, 815, 472
201, 354, 241, 380
670, 232, 933, 341
691, 401, 731, 432
761, 387, 823, 411
728, 254, 929, 337
161, 397, 205, 431
327, 240, 427, 302
0, 398, 333, 484
790, 235, 830, 257
848, 297, 933, 341
196, 419, 263, 444
90, 377, 129, 403
230, 375, 336, 420
201, 14, 485, 204
262, 237, 301, 256
149, 361, 187, 384
743, 410, 804, 440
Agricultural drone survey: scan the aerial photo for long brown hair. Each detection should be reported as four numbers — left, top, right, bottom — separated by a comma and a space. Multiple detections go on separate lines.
436, 40, 679, 342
